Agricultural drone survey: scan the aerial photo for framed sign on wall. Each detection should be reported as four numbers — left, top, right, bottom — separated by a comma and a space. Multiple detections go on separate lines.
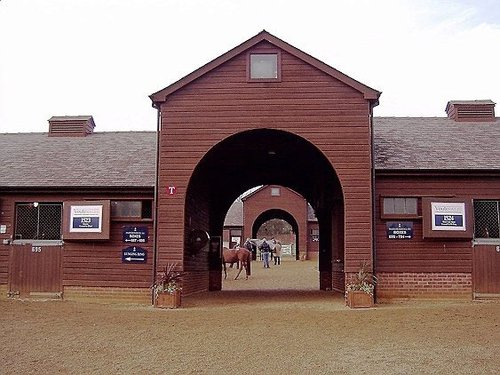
63, 200, 111, 240
422, 198, 473, 239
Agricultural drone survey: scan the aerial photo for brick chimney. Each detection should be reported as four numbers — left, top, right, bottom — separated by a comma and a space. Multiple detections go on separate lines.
445, 100, 496, 122
48, 115, 96, 137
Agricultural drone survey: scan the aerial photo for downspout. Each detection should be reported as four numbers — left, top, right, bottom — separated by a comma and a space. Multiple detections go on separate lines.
369, 101, 378, 303
151, 105, 161, 305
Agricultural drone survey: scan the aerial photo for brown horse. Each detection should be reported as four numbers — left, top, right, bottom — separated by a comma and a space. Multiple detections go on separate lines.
222, 247, 251, 280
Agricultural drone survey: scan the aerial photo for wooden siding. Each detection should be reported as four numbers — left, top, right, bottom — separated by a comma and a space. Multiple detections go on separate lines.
473, 245, 500, 295
307, 222, 320, 259
157, 41, 373, 293
0, 192, 154, 291
9, 244, 62, 297
375, 174, 500, 273
0, 197, 14, 284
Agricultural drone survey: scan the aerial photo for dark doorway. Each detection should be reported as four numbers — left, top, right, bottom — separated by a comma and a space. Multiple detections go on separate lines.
185, 129, 344, 292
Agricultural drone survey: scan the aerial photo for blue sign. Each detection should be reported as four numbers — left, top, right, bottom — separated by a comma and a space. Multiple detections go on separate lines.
122, 246, 147, 263
123, 226, 148, 243
72, 217, 100, 229
386, 222, 413, 239
434, 215, 464, 228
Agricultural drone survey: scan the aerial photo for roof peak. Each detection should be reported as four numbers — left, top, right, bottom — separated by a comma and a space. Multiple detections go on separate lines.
150, 30, 381, 106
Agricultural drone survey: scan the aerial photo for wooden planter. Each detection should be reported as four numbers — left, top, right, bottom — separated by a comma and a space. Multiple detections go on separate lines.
346, 291, 374, 308
154, 291, 181, 309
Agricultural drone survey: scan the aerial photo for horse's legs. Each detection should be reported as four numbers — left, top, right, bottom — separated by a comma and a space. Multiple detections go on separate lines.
234, 266, 243, 280
223, 261, 227, 279
243, 259, 249, 279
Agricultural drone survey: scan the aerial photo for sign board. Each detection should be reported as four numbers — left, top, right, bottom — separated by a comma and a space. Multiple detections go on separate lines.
422, 198, 472, 239
386, 222, 413, 239
63, 200, 110, 240
70, 205, 102, 233
123, 226, 148, 243
431, 202, 466, 231
231, 236, 241, 246
122, 246, 147, 263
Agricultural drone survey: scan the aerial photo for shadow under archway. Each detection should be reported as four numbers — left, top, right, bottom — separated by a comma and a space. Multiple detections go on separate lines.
185, 128, 344, 292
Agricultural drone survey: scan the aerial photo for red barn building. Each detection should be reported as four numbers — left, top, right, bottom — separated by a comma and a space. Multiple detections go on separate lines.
0, 31, 499, 303
223, 185, 319, 260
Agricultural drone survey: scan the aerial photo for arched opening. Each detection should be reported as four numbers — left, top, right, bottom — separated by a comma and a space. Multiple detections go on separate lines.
251, 209, 299, 260
184, 128, 344, 293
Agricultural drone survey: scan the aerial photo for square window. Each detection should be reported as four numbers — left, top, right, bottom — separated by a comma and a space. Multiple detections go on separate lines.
474, 200, 500, 239
15, 203, 62, 240
249, 53, 279, 80
381, 197, 419, 218
111, 200, 153, 220
310, 228, 319, 242
271, 187, 280, 196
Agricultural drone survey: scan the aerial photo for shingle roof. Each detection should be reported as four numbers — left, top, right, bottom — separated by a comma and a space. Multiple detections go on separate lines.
48, 115, 94, 122
1, 116, 499, 189
224, 199, 243, 226
446, 100, 495, 106
373, 117, 500, 170
0, 132, 156, 188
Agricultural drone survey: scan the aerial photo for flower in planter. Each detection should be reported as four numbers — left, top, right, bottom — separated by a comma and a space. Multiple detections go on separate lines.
345, 260, 377, 297
152, 263, 183, 300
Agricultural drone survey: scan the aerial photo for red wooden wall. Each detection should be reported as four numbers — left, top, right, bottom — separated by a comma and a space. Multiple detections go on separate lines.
375, 174, 500, 273
243, 186, 308, 257
0, 192, 154, 293
157, 41, 374, 294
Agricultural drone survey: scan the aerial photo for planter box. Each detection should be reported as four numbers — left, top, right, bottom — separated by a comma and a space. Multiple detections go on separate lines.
346, 291, 373, 308
155, 291, 181, 309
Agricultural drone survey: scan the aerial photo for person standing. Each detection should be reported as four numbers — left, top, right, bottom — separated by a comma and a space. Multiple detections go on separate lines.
274, 240, 282, 265
244, 238, 257, 261
259, 238, 271, 268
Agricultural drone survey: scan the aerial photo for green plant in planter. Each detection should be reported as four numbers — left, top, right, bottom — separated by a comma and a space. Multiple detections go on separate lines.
152, 263, 183, 300
345, 260, 377, 297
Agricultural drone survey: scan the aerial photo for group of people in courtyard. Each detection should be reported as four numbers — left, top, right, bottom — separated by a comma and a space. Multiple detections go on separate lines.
243, 237, 282, 268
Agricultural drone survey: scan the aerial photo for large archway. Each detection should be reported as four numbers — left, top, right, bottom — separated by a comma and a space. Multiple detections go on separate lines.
185, 128, 344, 292
152, 31, 378, 298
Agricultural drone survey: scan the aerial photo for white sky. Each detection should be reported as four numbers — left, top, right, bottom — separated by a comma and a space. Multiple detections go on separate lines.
1, 0, 499, 133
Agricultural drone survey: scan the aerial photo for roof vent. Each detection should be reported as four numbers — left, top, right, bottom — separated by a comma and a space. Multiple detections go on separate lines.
445, 100, 495, 122
48, 115, 95, 137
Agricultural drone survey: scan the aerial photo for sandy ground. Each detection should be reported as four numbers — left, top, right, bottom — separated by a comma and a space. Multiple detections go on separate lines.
0, 258, 499, 374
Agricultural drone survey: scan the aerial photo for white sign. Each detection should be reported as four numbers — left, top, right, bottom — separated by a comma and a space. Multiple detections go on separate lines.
431, 202, 466, 231
69, 205, 103, 233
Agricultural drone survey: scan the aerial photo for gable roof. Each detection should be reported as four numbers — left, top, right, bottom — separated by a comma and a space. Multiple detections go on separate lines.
150, 30, 381, 106
0, 132, 157, 189
374, 117, 500, 170
241, 185, 304, 202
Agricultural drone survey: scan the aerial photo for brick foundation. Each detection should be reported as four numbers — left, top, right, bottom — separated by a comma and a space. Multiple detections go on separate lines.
376, 272, 472, 300
63, 287, 152, 305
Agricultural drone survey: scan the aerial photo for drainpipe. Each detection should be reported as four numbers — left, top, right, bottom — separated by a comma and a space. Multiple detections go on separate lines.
151, 105, 161, 305
370, 101, 378, 303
